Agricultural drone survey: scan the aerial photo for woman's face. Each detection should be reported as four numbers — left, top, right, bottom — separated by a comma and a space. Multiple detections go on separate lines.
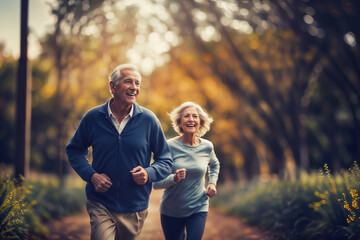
180, 106, 200, 135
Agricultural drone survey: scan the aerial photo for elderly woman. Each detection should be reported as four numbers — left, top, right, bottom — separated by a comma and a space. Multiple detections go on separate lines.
153, 102, 220, 240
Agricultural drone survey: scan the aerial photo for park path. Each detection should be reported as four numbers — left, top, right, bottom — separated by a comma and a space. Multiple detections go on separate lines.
46, 189, 275, 240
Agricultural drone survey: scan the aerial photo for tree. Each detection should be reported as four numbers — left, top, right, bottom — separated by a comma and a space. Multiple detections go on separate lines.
156, 0, 360, 179
22, 0, 359, 183
271, 0, 360, 169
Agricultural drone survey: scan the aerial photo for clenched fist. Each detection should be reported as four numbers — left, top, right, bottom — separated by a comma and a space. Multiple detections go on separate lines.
90, 173, 112, 192
174, 168, 187, 183
206, 183, 217, 198
130, 166, 149, 185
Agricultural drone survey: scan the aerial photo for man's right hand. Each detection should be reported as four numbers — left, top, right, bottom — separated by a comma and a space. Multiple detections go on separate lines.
90, 173, 112, 192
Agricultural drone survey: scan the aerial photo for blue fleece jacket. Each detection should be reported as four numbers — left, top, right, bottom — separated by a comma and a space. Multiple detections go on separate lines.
66, 100, 173, 213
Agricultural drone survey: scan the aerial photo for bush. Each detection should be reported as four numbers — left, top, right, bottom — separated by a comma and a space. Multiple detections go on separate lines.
212, 162, 360, 240
308, 163, 360, 240
0, 175, 86, 239
0, 176, 47, 240
27, 181, 86, 222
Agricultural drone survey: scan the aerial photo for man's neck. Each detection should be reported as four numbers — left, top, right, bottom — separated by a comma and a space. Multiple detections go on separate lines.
111, 99, 132, 118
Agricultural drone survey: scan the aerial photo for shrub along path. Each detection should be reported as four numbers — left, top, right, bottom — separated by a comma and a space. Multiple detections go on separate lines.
46, 189, 276, 240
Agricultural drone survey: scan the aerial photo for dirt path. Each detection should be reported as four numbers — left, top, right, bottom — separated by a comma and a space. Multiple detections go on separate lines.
46, 189, 275, 240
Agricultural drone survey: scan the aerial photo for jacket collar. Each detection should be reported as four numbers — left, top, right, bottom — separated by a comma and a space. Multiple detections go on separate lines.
100, 99, 143, 119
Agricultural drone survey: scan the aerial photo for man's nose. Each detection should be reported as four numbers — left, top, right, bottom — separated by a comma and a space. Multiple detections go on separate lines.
130, 82, 137, 89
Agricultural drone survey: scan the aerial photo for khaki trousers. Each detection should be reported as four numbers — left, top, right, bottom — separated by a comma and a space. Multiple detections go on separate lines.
86, 199, 148, 240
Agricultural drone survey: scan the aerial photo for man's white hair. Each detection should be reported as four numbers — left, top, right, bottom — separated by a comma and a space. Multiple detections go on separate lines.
109, 64, 141, 85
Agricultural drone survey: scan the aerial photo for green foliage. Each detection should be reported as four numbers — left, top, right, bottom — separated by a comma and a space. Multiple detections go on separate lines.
0, 176, 46, 239
26, 181, 86, 222
213, 163, 360, 240
0, 56, 16, 165
310, 163, 360, 240
0, 175, 86, 239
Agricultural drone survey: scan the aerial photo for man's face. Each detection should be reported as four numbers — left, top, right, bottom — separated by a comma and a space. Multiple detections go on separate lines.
111, 68, 141, 106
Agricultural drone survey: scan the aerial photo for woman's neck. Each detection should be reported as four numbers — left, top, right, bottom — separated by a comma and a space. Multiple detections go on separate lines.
180, 134, 200, 146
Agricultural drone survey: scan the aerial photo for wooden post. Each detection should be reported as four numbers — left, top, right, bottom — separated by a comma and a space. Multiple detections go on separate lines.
15, 0, 31, 179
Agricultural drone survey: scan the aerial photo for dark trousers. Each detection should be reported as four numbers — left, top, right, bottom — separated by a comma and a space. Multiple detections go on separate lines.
160, 212, 208, 240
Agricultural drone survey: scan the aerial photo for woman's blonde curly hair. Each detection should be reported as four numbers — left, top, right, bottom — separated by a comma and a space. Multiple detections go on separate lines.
169, 102, 213, 137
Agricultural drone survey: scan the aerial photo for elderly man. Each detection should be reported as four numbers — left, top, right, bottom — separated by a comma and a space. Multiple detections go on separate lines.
66, 64, 173, 240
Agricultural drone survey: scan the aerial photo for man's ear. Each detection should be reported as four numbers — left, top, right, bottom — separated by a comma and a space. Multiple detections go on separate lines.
110, 82, 116, 90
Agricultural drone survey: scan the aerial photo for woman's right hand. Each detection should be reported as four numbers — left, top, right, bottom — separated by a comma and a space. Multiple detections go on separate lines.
174, 168, 187, 183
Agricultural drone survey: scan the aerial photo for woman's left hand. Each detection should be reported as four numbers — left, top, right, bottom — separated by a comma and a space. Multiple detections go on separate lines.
206, 183, 217, 198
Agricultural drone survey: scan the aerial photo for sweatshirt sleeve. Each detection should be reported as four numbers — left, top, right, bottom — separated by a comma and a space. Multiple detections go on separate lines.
208, 142, 220, 185
145, 117, 173, 183
66, 115, 96, 182
153, 174, 176, 189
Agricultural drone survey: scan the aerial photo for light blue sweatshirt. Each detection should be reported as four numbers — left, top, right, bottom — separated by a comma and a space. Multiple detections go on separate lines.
153, 137, 220, 217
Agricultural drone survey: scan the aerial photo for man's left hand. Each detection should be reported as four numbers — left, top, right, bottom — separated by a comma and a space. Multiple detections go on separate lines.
130, 166, 149, 185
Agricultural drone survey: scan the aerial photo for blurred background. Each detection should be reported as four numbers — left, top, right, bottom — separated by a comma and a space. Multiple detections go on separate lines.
0, 0, 359, 239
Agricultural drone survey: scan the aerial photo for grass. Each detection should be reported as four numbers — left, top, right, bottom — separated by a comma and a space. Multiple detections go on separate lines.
212, 162, 360, 240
